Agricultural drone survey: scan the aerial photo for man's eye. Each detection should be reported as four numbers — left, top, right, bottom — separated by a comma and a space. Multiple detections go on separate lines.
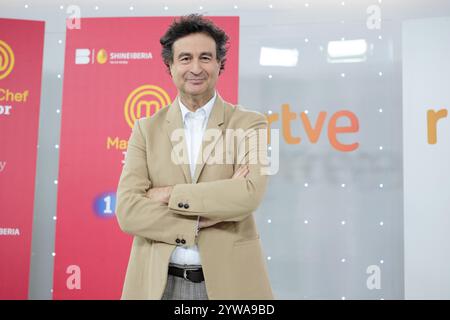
201, 56, 211, 61
180, 57, 190, 62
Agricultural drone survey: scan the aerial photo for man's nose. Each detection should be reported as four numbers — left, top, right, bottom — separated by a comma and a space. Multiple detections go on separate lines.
190, 59, 203, 74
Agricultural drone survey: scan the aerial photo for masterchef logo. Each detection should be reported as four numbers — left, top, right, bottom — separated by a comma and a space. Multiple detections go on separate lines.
124, 85, 171, 128
0, 40, 14, 80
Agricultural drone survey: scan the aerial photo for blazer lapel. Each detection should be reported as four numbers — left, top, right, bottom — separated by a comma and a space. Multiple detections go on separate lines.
192, 95, 225, 184
164, 97, 192, 184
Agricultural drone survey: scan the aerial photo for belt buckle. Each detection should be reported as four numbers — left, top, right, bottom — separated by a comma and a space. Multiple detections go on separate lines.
183, 269, 189, 281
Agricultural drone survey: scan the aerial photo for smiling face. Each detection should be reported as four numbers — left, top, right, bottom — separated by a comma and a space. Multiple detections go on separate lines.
169, 32, 221, 103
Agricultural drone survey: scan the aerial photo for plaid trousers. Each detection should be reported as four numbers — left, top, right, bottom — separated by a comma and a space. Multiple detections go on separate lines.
161, 273, 209, 300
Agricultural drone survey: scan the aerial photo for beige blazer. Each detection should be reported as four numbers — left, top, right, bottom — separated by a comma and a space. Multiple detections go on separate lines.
116, 95, 273, 300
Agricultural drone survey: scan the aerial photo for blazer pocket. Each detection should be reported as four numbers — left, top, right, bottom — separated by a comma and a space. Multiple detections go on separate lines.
233, 235, 261, 247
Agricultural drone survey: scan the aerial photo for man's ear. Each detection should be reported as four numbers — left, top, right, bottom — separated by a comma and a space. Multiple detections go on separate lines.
168, 63, 173, 77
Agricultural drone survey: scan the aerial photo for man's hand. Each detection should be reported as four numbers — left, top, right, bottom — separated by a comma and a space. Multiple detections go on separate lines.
231, 164, 249, 179
198, 165, 249, 230
146, 186, 173, 204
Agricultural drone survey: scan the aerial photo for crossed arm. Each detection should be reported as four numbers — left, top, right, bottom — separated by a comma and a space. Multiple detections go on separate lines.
146, 165, 250, 229
115, 115, 268, 246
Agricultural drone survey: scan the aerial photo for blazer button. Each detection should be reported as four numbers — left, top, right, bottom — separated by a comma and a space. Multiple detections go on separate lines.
181, 239, 186, 245
175, 238, 181, 244
178, 202, 184, 208
184, 203, 189, 209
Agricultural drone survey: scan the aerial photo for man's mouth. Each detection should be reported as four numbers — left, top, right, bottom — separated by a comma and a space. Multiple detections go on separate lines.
187, 79, 206, 84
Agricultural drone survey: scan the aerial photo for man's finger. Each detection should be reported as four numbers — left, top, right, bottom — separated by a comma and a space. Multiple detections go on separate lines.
233, 168, 246, 178
232, 166, 243, 178
233, 165, 249, 179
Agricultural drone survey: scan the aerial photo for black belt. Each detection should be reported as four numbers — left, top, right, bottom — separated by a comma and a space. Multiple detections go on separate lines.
168, 266, 204, 283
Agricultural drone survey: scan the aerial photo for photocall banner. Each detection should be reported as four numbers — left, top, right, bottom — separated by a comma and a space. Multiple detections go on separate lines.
0, 18, 45, 299
53, 17, 239, 299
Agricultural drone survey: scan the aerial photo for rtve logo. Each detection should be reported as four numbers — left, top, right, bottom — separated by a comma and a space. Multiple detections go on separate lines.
0, 40, 14, 80
124, 85, 171, 128
427, 108, 448, 144
266, 104, 360, 152
75, 48, 108, 65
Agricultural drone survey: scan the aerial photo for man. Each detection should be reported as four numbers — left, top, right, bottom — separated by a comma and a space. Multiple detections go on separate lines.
116, 14, 273, 300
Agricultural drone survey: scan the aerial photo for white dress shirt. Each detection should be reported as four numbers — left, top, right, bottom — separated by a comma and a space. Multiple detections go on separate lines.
169, 91, 216, 266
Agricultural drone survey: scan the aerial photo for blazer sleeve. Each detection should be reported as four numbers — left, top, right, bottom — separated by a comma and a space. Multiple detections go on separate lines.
167, 113, 269, 222
115, 119, 198, 246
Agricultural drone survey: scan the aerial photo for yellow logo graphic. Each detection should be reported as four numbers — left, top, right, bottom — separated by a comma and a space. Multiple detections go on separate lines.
124, 85, 171, 128
96, 49, 108, 64
0, 40, 15, 80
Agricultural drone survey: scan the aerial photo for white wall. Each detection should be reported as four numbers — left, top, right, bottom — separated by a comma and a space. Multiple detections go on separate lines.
403, 17, 450, 299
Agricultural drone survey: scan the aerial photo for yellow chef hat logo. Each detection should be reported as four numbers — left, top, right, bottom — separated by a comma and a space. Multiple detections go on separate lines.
0, 40, 15, 80
124, 85, 171, 128
96, 49, 108, 64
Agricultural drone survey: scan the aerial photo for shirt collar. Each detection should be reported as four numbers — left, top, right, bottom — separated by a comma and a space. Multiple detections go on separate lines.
179, 91, 216, 123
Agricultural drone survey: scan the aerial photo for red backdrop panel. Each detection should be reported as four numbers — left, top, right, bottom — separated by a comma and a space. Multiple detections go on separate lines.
53, 16, 239, 299
0, 18, 45, 299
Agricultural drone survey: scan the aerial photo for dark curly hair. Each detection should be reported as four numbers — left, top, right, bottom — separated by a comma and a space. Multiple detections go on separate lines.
160, 14, 229, 74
